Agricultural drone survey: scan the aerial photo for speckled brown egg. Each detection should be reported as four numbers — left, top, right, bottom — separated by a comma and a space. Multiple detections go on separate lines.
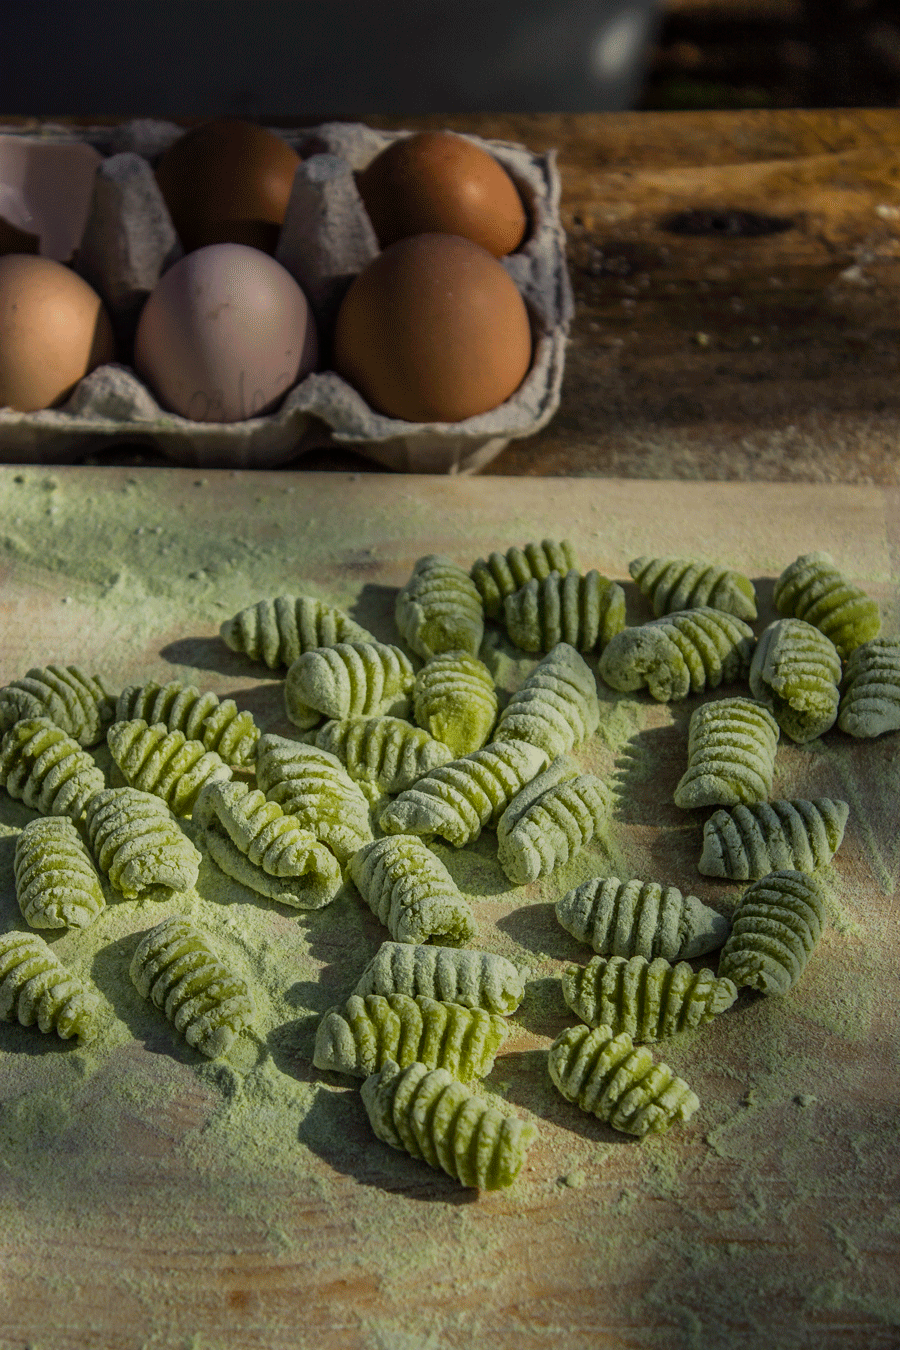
333, 232, 532, 423
154, 119, 301, 254
0, 254, 115, 411
356, 131, 527, 258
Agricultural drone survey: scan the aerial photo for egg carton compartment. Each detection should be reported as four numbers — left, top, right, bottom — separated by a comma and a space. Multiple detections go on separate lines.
0, 119, 573, 474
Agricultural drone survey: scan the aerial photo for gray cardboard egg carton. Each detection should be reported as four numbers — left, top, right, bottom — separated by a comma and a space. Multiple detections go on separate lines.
0, 120, 573, 473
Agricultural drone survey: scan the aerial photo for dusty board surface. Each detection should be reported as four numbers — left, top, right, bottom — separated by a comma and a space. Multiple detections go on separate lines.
0, 468, 898, 1350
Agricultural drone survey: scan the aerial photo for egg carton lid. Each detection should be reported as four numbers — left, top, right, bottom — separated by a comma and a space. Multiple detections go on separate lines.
0, 119, 573, 474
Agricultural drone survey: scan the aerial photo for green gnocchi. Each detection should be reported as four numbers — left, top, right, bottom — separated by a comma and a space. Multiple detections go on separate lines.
304, 715, 454, 797
561, 954, 736, 1042
629, 555, 757, 621
354, 941, 525, 1015
361, 1058, 537, 1189
284, 640, 415, 731
115, 679, 259, 767
699, 798, 849, 880
0, 663, 116, 747
394, 554, 485, 660
0, 930, 101, 1043
412, 651, 498, 757
0, 716, 105, 819
673, 697, 780, 810
107, 719, 233, 817
378, 737, 549, 848
130, 914, 255, 1058
14, 815, 105, 929
837, 636, 900, 738
220, 594, 374, 669
348, 834, 476, 946
717, 869, 827, 995
313, 991, 509, 1081
255, 733, 373, 865
83, 787, 201, 900
598, 607, 755, 703
194, 779, 342, 910
3, 523, 887, 1193
556, 875, 729, 961
502, 569, 626, 654
493, 642, 600, 759
496, 759, 613, 886
748, 618, 841, 743
548, 1022, 700, 1136
471, 538, 579, 620
773, 551, 881, 659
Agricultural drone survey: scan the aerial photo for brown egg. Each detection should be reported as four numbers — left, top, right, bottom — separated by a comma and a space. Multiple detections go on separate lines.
154, 119, 301, 255
333, 233, 532, 423
0, 254, 115, 412
356, 131, 527, 258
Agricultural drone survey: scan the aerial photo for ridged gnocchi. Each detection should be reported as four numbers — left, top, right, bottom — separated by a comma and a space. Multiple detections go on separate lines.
313, 991, 509, 1081
14, 815, 105, 929
378, 738, 549, 848
773, 552, 880, 660
83, 787, 201, 900
304, 715, 454, 797
220, 594, 374, 668
699, 798, 849, 880
115, 680, 259, 766
717, 869, 827, 995
748, 618, 841, 743
194, 779, 342, 909
629, 555, 757, 621
361, 1058, 537, 1189
354, 941, 525, 1015
130, 914, 255, 1058
496, 759, 613, 885
556, 875, 729, 961
255, 734, 373, 865
548, 1022, 700, 1136
413, 651, 498, 757
471, 538, 579, 620
561, 954, 736, 1042
837, 635, 900, 738
503, 569, 626, 654
598, 607, 755, 703
0, 930, 101, 1043
0, 663, 116, 747
493, 642, 600, 759
0, 716, 105, 819
395, 554, 485, 660
348, 834, 476, 946
673, 697, 780, 810
284, 641, 415, 731
107, 719, 233, 817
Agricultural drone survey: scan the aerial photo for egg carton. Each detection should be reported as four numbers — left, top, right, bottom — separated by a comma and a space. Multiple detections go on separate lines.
0, 119, 573, 474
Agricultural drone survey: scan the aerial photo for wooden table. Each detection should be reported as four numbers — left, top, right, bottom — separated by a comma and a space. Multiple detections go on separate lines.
16, 108, 900, 482
0, 467, 897, 1350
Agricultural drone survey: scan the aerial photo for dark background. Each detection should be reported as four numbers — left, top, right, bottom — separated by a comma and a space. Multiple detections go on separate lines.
645, 0, 900, 112
3, 0, 900, 119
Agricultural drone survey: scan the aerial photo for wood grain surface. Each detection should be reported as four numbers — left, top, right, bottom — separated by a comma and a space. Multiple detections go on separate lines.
0, 468, 898, 1350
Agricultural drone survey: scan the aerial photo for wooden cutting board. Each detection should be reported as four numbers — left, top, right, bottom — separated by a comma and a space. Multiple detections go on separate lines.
0, 468, 898, 1350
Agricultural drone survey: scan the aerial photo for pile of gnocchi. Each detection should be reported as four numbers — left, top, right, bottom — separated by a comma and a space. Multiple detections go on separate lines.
0, 542, 897, 1191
